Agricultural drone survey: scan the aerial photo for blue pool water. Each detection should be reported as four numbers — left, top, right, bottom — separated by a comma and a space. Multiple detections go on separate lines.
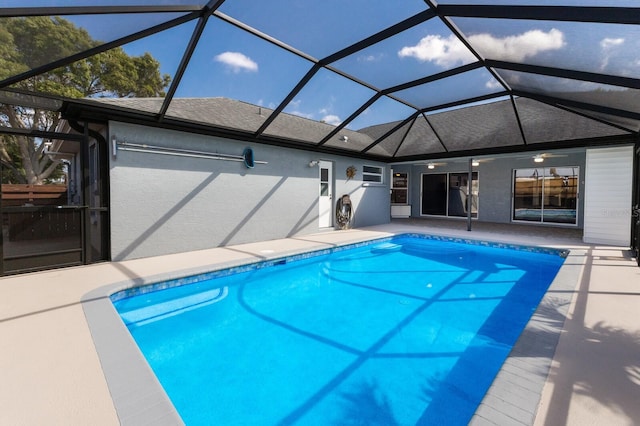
112, 234, 566, 425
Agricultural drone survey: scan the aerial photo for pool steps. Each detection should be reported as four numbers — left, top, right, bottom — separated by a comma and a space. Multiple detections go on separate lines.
119, 287, 228, 327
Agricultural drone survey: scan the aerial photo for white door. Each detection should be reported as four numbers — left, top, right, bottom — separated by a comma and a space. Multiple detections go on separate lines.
318, 160, 333, 228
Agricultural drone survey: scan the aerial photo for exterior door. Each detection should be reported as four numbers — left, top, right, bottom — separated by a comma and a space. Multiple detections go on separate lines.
0, 127, 109, 275
421, 173, 447, 216
0, 137, 84, 274
318, 160, 333, 228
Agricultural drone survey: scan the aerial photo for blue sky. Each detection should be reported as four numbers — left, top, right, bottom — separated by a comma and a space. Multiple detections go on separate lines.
57, 1, 640, 131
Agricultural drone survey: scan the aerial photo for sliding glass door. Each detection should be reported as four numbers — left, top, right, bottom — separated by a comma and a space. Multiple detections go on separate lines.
512, 167, 579, 225
421, 172, 478, 217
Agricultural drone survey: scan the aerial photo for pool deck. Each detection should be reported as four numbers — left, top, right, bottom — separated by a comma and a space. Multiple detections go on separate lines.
1, 219, 639, 425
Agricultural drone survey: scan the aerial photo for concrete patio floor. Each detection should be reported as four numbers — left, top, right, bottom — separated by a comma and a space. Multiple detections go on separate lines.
1, 219, 638, 425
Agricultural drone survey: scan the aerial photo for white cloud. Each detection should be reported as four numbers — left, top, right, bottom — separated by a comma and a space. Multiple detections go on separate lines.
322, 114, 342, 126
214, 51, 258, 73
600, 37, 624, 49
485, 79, 503, 90
256, 99, 276, 110
358, 53, 385, 63
290, 99, 302, 109
287, 102, 341, 125
289, 110, 314, 120
599, 37, 624, 72
398, 34, 475, 67
469, 28, 564, 62
398, 28, 565, 67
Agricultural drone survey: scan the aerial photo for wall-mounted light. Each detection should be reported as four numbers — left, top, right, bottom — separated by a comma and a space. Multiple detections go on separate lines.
427, 163, 435, 169
111, 135, 118, 157
534, 154, 544, 163
340, 135, 349, 143
308, 160, 319, 167
471, 159, 480, 167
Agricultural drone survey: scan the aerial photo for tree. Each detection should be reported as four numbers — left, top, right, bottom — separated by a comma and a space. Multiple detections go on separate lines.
0, 16, 171, 184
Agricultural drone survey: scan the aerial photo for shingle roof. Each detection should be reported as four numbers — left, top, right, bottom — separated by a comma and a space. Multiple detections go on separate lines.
84, 95, 630, 161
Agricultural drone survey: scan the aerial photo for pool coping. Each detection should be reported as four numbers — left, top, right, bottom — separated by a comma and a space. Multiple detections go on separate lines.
82, 231, 582, 425
470, 244, 585, 425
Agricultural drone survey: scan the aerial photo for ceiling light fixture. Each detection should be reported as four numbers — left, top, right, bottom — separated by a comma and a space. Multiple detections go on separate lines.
427, 163, 435, 169
534, 154, 544, 163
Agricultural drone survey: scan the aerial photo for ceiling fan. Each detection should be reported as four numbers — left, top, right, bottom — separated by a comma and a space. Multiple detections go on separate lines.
515, 152, 568, 163
412, 161, 448, 169
452, 157, 495, 166
413, 157, 495, 169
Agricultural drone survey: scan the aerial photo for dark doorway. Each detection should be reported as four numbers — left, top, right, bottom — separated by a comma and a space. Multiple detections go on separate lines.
421, 173, 447, 216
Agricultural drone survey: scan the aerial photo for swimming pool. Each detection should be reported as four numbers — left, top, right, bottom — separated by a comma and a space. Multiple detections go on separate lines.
112, 234, 567, 425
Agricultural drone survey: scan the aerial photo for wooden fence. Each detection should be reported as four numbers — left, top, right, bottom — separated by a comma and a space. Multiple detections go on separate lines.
1, 184, 77, 241
1, 184, 67, 207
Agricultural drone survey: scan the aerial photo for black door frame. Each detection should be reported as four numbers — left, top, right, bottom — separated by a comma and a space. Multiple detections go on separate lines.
632, 141, 640, 266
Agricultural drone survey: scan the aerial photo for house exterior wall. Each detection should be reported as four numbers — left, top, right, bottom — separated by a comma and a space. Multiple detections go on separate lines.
108, 122, 390, 261
395, 150, 589, 227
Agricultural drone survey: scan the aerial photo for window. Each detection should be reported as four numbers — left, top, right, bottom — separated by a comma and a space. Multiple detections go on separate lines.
513, 167, 578, 225
362, 165, 384, 183
421, 172, 478, 217
391, 172, 408, 204
320, 167, 329, 196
